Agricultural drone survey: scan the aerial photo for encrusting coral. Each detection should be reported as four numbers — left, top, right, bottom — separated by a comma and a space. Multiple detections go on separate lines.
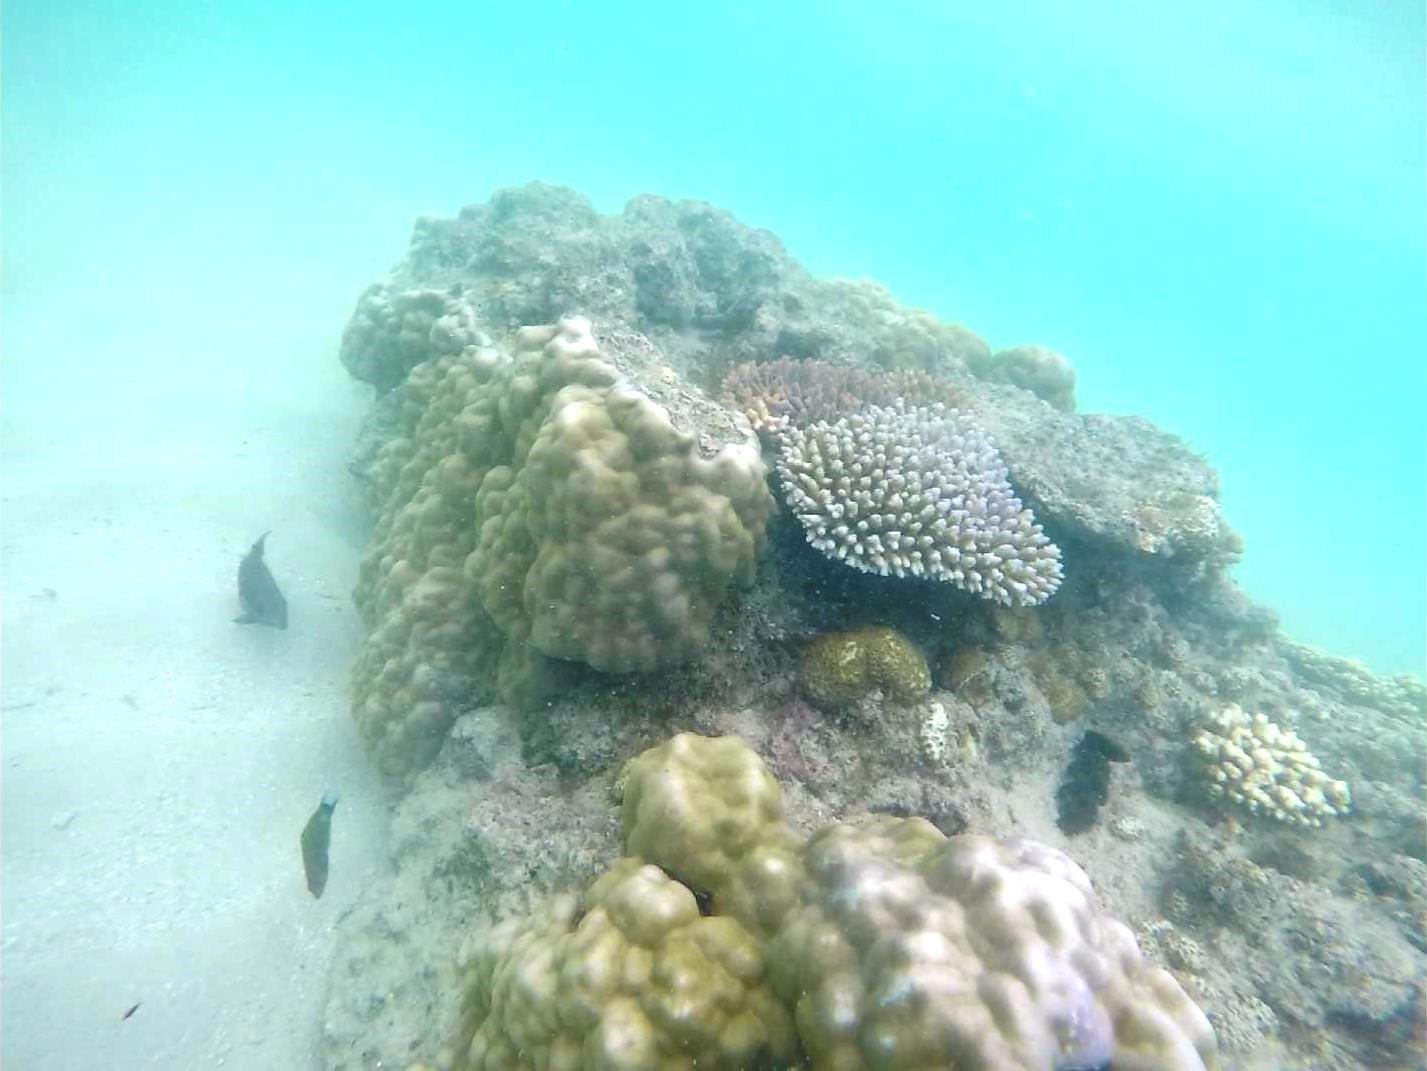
436, 733, 1219, 1071
777, 401, 1063, 605
1192, 704, 1352, 826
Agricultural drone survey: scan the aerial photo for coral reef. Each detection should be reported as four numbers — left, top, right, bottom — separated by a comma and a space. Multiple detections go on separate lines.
326, 184, 1426, 1071
444, 734, 1218, 1071
1191, 704, 1351, 826
776, 402, 1063, 604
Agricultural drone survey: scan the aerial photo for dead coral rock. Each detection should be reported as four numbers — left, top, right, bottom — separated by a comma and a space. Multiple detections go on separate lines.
965, 388, 1243, 583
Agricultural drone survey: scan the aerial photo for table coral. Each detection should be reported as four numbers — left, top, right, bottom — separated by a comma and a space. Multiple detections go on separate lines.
777, 402, 1063, 605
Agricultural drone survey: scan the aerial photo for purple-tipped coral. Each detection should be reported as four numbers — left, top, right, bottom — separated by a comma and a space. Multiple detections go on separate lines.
776, 401, 1063, 605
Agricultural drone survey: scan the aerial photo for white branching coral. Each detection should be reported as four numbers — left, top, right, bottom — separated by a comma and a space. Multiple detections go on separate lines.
775, 401, 1063, 605
1192, 704, 1351, 827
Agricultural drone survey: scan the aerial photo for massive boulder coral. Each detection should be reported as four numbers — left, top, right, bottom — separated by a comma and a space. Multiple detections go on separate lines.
451, 859, 798, 1071
798, 625, 932, 713
469, 318, 772, 673
351, 316, 771, 780
440, 733, 1218, 1071
342, 283, 488, 391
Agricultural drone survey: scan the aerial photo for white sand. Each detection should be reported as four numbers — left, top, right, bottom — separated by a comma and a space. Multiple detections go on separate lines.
1, 296, 390, 1068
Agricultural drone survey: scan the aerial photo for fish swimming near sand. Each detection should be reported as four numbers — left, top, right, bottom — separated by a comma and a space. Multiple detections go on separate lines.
234, 532, 287, 628
300, 792, 338, 898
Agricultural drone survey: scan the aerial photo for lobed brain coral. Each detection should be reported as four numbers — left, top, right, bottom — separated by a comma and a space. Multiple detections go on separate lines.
798, 625, 932, 713
439, 733, 1218, 1071
777, 401, 1063, 605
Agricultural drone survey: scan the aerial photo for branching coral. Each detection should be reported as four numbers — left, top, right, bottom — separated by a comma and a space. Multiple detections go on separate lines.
776, 401, 1063, 605
720, 357, 959, 436
1192, 704, 1352, 826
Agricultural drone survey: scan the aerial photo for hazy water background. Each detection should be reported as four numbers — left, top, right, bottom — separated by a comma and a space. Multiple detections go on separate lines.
1, 2, 1422, 1067
8, 1, 1422, 675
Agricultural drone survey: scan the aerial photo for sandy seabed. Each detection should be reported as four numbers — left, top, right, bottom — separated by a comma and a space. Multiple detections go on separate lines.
1, 319, 390, 1069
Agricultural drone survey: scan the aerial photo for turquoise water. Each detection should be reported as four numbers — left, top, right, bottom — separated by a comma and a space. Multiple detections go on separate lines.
6, 1, 1424, 675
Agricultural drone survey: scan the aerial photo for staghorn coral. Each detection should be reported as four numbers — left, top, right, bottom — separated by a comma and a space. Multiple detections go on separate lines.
776, 401, 1063, 605
1191, 704, 1352, 826
443, 734, 1219, 1071
798, 625, 931, 714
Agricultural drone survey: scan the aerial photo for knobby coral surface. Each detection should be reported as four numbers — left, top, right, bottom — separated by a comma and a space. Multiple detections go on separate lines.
438, 734, 1218, 1071
351, 317, 772, 781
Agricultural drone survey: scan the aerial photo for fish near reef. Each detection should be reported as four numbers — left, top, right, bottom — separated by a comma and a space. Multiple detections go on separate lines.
300, 792, 338, 898
234, 532, 287, 628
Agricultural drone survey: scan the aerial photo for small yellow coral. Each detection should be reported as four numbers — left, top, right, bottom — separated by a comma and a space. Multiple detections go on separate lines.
799, 626, 931, 712
1192, 705, 1351, 827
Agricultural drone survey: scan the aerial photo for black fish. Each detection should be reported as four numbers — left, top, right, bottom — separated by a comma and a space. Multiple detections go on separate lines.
1055, 730, 1131, 835
234, 532, 287, 628
122, 1002, 141, 1021
300, 792, 338, 898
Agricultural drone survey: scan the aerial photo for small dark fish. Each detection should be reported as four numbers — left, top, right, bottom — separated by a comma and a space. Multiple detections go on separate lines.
122, 1002, 141, 1020
234, 532, 287, 628
300, 791, 338, 898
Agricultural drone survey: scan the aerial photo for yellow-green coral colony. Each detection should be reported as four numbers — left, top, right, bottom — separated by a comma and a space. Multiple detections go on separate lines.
799, 626, 931, 712
445, 734, 1219, 1071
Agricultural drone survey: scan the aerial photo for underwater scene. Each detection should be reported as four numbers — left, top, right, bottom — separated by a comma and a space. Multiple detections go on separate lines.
2, 3, 1424, 1070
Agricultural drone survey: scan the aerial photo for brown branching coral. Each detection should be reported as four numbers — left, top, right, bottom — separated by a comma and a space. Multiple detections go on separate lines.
720, 357, 960, 436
